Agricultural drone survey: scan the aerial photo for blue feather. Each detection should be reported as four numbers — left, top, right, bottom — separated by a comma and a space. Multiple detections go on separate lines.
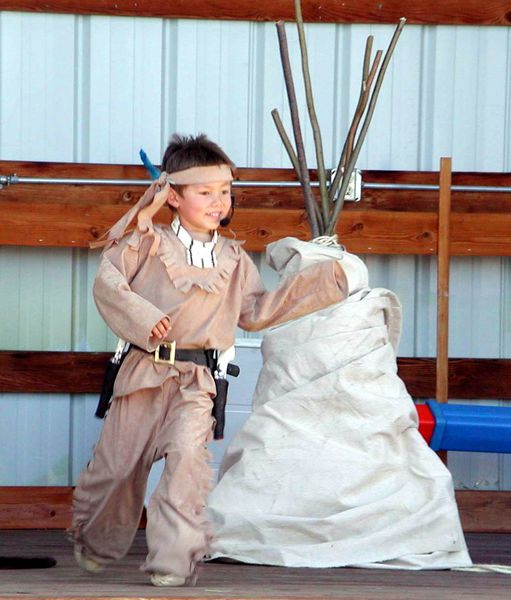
139, 148, 161, 180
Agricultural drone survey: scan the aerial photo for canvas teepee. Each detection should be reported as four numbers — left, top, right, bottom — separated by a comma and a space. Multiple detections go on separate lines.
208, 3, 472, 569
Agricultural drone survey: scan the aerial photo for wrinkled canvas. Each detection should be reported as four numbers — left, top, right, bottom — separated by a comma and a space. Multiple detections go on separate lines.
208, 237, 472, 570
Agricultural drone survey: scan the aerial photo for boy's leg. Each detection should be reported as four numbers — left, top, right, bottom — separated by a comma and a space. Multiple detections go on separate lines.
70, 388, 160, 564
143, 367, 215, 580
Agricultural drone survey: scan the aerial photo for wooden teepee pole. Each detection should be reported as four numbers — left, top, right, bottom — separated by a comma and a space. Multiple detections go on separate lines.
275, 21, 320, 238
436, 157, 452, 407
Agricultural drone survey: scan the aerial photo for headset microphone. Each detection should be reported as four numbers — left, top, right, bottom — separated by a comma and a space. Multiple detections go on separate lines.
220, 194, 236, 227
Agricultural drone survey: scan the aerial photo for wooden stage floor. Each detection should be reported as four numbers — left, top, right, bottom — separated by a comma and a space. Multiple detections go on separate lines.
1, 530, 511, 600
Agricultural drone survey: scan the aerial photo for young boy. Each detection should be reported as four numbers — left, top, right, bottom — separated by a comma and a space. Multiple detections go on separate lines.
69, 133, 349, 586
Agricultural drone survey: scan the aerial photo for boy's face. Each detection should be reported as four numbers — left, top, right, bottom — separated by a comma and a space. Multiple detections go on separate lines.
167, 179, 231, 239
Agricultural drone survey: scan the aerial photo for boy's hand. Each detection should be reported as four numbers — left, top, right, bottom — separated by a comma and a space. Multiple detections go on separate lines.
150, 317, 172, 341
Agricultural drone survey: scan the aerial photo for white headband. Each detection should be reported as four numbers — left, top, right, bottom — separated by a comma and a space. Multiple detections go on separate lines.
167, 164, 233, 185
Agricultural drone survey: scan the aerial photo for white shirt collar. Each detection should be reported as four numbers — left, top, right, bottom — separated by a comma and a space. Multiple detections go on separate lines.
171, 217, 218, 268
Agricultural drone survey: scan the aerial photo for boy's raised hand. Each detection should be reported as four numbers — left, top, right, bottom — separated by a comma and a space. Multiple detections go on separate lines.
151, 316, 172, 341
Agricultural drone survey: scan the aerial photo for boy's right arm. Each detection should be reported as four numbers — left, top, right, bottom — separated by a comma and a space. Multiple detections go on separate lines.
93, 241, 169, 351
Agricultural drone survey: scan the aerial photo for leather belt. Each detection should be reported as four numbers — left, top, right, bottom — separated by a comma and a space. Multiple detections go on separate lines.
134, 342, 216, 367
172, 347, 216, 367
102, 343, 237, 440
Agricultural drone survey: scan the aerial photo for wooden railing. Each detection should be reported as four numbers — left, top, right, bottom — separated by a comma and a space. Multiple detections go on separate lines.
1, 352, 510, 400
1, 0, 511, 26
2, 161, 511, 255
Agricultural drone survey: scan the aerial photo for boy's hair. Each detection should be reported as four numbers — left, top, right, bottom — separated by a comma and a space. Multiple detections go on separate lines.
161, 133, 236, 180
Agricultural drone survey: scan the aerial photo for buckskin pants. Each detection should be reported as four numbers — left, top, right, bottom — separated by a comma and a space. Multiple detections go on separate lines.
69, 364, 216, 578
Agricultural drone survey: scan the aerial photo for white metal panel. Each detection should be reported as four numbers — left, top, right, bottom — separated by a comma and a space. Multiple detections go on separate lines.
0, 247, 73, 351
0, 12, 76, 161
0, 393, 71, 485
88, 17, 165, 164
0, 246, 74, 484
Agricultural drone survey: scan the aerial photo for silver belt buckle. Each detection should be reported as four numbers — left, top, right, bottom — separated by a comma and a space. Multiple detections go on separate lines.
154, 340, 176, 365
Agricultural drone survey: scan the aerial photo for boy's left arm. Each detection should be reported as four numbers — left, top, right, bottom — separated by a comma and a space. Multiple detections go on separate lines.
238, 255, 348, 332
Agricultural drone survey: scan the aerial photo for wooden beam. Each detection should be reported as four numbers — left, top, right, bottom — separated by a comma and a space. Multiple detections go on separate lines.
435, 157, 452, 465
0, 486, 509, 532
0, 487, 146, 530
1, 162, 511, 255
0, 486, 73, 529
436, 157, 452, 405
3, 162, 511, 210
1, 352, 511, 399
397, 357, 511, 400
2, 200, 511, 255
1, 0, 511, 26
0, 351, 109, 393
457, 491, 511, 533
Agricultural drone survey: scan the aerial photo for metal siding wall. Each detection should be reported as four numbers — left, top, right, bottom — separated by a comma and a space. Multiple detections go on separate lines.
0, 12, 510, 490
0, 247, 74, 484
0, 13, 76, 160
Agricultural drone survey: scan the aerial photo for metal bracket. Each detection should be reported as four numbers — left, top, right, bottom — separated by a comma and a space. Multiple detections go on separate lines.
329, 168, 362, 202
0, 174, 18, 190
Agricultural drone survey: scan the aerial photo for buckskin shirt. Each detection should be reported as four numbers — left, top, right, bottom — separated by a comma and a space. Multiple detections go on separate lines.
93, 225, 349, 398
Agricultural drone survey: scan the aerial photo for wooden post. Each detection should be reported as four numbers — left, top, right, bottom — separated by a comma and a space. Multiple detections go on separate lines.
437, 157, 452, 404
437, 157, 452, 462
